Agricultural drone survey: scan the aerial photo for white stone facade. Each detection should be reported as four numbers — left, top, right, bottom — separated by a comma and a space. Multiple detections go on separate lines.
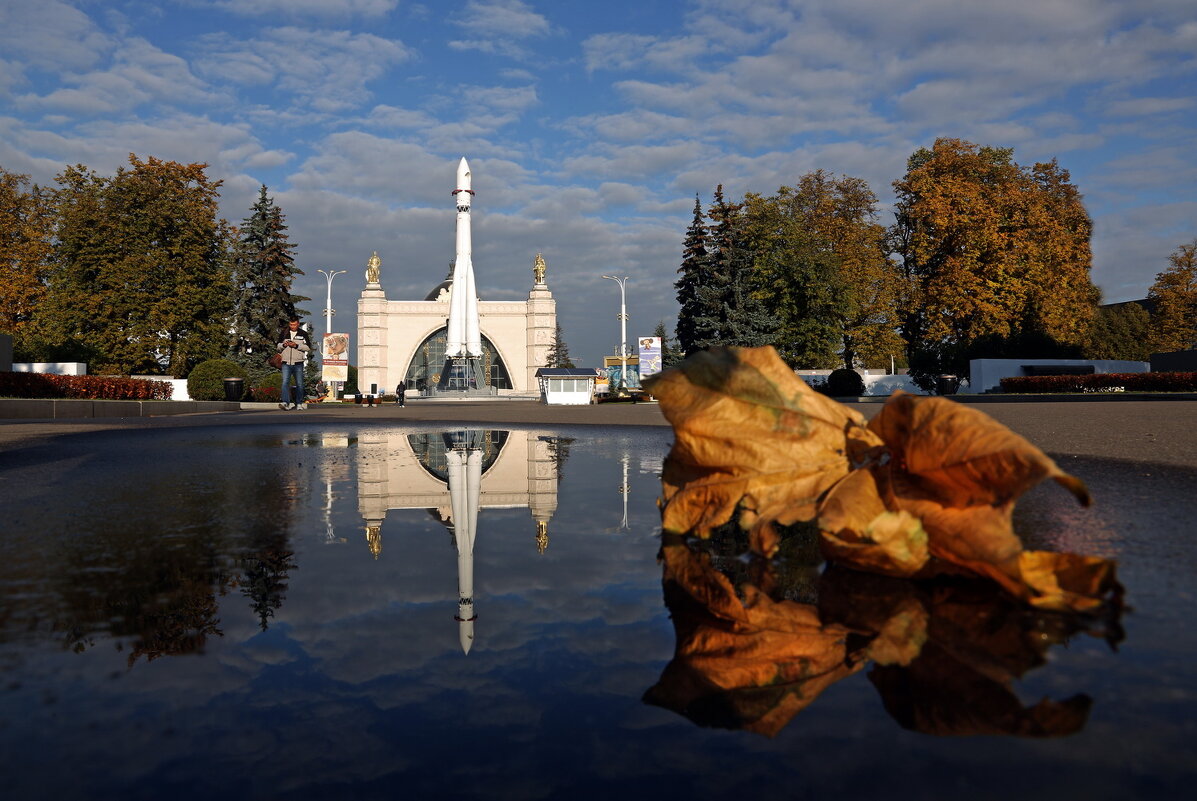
356, 275, 556, 397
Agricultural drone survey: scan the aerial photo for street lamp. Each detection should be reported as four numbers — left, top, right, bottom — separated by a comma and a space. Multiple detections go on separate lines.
316, 268, 346, 336
316, 268, 346, 400
601, 274, 629, 394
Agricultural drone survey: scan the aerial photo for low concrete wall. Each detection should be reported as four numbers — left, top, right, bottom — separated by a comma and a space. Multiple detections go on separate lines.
11, 362, 87, 375
0, 399, 239, 419
968, 358, 1150, 393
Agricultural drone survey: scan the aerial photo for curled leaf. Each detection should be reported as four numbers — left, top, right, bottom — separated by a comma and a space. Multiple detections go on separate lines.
817, 468, 930, 577
645, 347, 881, 551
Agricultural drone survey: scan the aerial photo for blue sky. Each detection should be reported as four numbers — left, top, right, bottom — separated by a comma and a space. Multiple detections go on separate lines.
2, 0, 1194, 367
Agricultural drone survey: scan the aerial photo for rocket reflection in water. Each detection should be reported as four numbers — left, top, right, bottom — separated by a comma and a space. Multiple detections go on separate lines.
445, 430, 483, 654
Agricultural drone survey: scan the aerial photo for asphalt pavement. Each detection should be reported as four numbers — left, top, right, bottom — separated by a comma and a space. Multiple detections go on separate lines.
1, 396, 1195, 468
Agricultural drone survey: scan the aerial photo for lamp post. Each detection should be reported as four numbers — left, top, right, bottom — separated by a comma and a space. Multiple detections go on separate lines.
601, 275, 629, 394
316, 269, 346, 400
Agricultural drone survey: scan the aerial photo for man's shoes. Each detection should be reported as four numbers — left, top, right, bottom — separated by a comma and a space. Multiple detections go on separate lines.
280, 402, 291, 410
298, 403, 307, 410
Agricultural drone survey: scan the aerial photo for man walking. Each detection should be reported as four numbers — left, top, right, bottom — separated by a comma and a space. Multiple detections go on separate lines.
396, 380, 406, 407
277, 317, 311, 410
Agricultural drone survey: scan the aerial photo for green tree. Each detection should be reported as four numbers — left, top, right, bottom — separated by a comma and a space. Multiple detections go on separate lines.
545, 322, 574, 367
43, 155, 233, 375
703, 186, 777, 350
1085, 302, 1153, 361
0, 168, 55, 358
675, 195, 709, 356
744, 171, 904, 369
1148, 239, 1197, 352
891, 138, 1098, 383
228, 185, 307, 369
653, 320, 681, 369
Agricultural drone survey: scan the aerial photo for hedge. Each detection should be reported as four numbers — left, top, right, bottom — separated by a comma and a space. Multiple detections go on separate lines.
187, 359, 247, 401
1000, 371, 1197, 394
0, 372, 173, 400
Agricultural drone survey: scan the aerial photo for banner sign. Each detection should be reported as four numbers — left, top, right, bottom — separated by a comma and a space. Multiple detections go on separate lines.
638, 336, 662, 377
322, 333, 349, 382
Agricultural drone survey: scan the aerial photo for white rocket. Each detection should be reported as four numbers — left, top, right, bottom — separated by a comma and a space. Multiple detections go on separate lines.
446, 157, 482, 359
447, 441, 482, 654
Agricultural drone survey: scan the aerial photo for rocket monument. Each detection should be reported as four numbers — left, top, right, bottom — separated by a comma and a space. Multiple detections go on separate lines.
440, 157, 488, 391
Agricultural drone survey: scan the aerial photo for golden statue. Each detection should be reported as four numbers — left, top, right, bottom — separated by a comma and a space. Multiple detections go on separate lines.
533, 252, 546, 285
366, 251, 381, 284
536, 520, 549, 554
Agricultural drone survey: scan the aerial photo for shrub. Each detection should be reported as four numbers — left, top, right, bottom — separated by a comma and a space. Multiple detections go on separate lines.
826, 368, 866, 397
1000, 371, 1197, 393
187, 359, 248, 401
0, 372, 172, 400
248, 385, 281, 403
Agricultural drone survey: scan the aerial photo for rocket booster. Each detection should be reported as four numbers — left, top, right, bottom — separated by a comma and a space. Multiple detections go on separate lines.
447, 157, 481, 358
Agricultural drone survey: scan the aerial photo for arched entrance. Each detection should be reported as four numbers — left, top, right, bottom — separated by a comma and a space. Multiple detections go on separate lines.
404, 328, 512, 392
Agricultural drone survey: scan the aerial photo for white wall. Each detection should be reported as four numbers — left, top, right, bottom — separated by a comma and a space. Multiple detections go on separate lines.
12, 362, 87, 375
795, 370, 925, 396
967, 359, 1150, 394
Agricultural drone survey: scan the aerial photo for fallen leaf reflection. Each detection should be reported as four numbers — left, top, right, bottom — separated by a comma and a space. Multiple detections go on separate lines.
644, 536, 1122, 738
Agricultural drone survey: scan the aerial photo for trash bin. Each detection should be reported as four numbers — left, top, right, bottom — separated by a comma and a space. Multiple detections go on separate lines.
936, 375, 960, 396
222, 377, 244, 401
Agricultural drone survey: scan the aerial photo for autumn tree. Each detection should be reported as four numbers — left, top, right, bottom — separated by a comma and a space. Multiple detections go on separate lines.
228, 185, 306, 369
1084, 302, 1153, 361
43, 155, 233, 375
0, 168, 55, 358
891, 138, 1099, 383
1147, 239, 1197, 352
545, 322, 574, 367
745, 171, 904, 369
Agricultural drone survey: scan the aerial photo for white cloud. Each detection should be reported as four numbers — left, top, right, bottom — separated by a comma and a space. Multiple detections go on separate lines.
448, 0, 553, 59
205, 0, 400, 17
196, 27, 412, 112
0, 0, 112, 74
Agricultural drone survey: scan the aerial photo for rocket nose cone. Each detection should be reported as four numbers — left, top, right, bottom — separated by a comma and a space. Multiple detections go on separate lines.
457, 157, 471, 186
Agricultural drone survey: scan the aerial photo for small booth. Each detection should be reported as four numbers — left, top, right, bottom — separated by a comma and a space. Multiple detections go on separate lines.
536, 368, 601, 405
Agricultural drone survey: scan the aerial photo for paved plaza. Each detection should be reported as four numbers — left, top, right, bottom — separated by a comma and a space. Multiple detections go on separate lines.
1, 396, 1195, 468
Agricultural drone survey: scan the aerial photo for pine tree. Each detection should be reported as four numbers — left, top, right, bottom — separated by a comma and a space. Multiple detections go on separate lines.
704, 187, 776, 350
545, 322, 574, 367
675, 195, 709, 356
653, 320, 681, 368
228, 185, 308, 368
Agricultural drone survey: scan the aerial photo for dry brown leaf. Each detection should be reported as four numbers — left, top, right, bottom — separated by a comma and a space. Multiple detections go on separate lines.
644, 347, 881, 551
864, 391, 1116, 610
817, 467, 930, 577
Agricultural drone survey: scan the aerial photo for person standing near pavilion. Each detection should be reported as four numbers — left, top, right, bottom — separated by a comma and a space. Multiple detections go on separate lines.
395, 379, 406, 407
277, 316, 311, 410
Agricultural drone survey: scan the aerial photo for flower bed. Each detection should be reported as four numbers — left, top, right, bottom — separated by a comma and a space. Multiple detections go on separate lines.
1000, 371, 1197, 393
0, 372, 173, 400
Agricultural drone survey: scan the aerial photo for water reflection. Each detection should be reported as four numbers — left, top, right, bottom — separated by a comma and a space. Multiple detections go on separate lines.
645, 529, 1123, 738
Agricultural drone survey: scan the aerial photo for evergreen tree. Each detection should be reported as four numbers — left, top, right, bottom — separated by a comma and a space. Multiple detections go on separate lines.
228, 185, 308, 369
653, 320, 681, 368
675, 195, 709, 356
704, 186, 776, 349
545, 322, 574, 367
